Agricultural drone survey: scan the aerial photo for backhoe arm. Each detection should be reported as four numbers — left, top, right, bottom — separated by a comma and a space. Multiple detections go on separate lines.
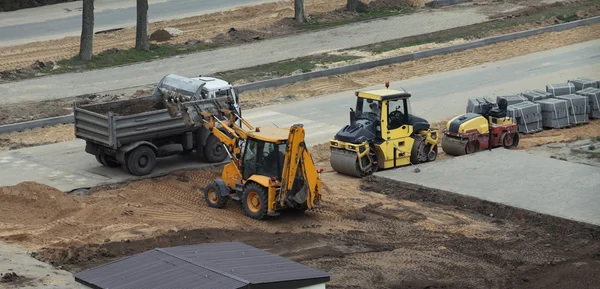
280, 124, 323, 209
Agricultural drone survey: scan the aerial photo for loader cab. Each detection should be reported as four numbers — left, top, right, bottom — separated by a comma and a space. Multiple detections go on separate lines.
241, 127, 289, 182
354, 88, 413, 138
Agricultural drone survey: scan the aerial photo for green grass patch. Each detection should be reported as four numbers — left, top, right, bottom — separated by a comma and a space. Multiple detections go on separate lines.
299, 8, 414, 30
214, 54, 362, 83
49, 43, 216, 74
353, 0, 598, 54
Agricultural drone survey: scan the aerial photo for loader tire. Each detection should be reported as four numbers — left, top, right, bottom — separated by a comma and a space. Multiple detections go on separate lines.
125, 146, 156, 176
242, 183, 268, 220
203, 134, 227, 163
204, 181, 229, 209
426, 144, 438, 162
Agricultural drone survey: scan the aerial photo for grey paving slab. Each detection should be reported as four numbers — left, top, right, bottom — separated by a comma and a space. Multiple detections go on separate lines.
0, 9, 489, 104
374, 149, 600, 226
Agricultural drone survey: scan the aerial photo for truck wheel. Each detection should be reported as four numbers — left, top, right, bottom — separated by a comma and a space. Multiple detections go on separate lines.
242, 183, 269, 220
204, 181, 229, 208
126, 146, 156, 176
203, 134, 227, 163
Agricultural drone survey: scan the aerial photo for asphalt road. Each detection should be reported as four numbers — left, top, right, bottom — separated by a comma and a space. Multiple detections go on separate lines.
0, 0, 277, 46
0, 40, 598, 223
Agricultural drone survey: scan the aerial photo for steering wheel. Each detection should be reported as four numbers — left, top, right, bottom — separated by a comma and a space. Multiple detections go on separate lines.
390, 110, 403, 121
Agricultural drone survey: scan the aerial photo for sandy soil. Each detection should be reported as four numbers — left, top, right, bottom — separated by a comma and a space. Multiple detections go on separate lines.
0, 124, 74, 151
0, 142, 597, 288
241, 23, 600, 106
0, 0, 412, 72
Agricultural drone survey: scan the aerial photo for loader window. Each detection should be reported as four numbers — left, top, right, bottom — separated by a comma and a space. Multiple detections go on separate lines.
242, 138, 285, 180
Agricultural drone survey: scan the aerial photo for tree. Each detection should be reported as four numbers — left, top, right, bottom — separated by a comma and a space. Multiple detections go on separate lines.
136, 0, 150, 51
346, 0, 360, 11
79, 0, 94, 61
294, 0, 305, 23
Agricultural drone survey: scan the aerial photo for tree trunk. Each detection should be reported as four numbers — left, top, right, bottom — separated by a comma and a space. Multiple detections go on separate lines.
79, 0, 94, 61
346, 0, 360, 11
294, 0, 305, 23
135, 0, 149, 51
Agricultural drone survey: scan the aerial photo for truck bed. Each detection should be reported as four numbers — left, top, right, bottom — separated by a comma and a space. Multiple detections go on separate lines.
74, 96, 193, 150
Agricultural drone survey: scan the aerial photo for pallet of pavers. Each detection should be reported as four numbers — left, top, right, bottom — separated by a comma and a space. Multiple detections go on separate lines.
556, 94, 590, 125
466, 97, 497, 114
536, 98, 570, 128
575, 87, 600, 119
568, 77, 599, 91
520, 90, 552, 102
546, 82, 576, 97
497, 95, 528, 106
507, 101, 543, 134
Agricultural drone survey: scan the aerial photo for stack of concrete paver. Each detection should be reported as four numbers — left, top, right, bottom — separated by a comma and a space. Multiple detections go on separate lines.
575, 87, 600, 119
520, 90, 552, 102
556, 94, 589, 125
536, 98, 570, 128
546, 83, 576, 97
506, 101, 543, 134
568, 77, 599, 91
497, 95, 528, 106
466, 97, 497, 114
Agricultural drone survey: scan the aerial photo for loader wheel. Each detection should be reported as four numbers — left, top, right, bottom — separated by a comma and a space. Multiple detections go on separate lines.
204, 181, 229, 209
501, 132, 519, 149
125, 146, 156, 176
203, 134, 227, 163
242, 183, 268, 220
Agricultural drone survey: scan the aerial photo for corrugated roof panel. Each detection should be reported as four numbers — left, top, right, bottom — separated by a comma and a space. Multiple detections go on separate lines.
75, 241, 330, 289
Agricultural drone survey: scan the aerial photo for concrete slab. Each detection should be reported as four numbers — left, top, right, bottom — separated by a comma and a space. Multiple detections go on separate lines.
374, 149, 600, 226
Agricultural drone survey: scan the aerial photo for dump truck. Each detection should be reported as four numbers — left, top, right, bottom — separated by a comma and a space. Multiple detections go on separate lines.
74, 74, 241, 176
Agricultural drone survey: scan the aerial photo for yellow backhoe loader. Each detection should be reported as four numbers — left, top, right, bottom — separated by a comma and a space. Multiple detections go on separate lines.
163, 92, 323, 220
329, 82, 440, 177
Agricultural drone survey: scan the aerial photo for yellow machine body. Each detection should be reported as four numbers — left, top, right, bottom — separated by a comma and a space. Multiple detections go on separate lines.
329, 86, 440, 177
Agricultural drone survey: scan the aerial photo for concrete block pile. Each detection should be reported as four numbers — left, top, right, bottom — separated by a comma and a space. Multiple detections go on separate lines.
568, 77, 599, 91
575, 87, 600, 119
507, 101, 543, 134
520, 90, 552, 102
546, 83, 576, 97
536, 98, 570, 129
466, 97, 496, 114
496, 95, 528, 106
556, 94, 589, 125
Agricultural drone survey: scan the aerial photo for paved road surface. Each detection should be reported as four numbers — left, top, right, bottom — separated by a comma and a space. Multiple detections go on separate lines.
0, 8, 489, 104
0, 39, 597, 192
375, 149, 600, 226
0, 0, 277, 46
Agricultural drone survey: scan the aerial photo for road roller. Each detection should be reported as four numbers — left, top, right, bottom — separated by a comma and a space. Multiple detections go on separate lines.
441, 98, 519, 156
328, 82, 440, 177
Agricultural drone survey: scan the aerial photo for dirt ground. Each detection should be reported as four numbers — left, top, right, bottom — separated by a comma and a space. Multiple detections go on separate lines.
0, 141, 598, 288
0, 0, 413, 72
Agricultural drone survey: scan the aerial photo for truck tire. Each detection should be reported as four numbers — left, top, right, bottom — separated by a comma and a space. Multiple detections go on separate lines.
125, 146, 156, 176
100, 153, 121, 168
203, 134, 227, 163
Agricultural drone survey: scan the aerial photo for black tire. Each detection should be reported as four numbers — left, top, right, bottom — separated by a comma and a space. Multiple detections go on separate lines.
203, 134, 228, 163
204, 181, 229, 208
100, 153, 121, 167
242, 182, 269, 220
125, 146, 156, 176
426, 144, 438, 162
410, 136, 426, 164
95, 153, 104, 165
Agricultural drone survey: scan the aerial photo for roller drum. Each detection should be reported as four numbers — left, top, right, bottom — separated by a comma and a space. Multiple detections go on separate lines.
330, 148, 362, 177
441, 136, 467, 156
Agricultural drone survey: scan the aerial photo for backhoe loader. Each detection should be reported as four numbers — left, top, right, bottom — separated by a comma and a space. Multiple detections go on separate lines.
163, 92, 323, 220
329, 82, 439, 177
